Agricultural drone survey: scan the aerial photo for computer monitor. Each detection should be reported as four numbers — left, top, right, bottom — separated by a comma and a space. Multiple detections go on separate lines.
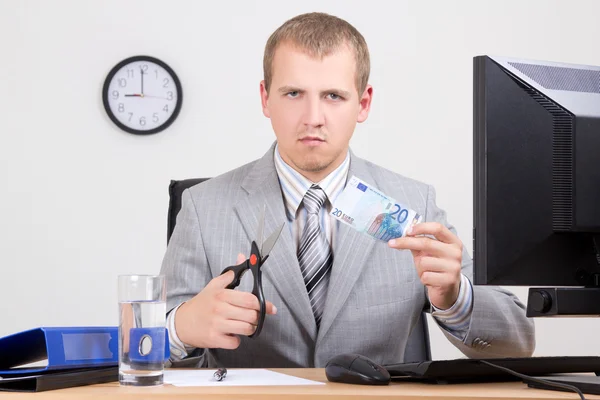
473, 55, 600, 316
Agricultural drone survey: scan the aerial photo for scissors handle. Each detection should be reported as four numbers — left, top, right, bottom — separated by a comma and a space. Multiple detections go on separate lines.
250, 286, 265, 337
219, 241, 267, 338
220, 260, 249, 289
248, 241, 266, 338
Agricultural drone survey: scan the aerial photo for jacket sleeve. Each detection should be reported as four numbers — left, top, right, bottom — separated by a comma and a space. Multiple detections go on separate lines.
160, 189, 211, 368
424, 184, 536, 358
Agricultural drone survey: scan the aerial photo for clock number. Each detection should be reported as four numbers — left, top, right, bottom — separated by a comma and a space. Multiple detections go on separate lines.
163, 78, 169, 88
141, 65, 148, 72
153, 113, 159, 123
163, 104, 169, 113
127, 69, 134, 78
112, 90, 119, 100
155, 69, 159, 79
118, 103, 124, 113
167, 91, 173, 100
139, 116, 146, 126
128, 113, 133, 122
118, 78, 127, 87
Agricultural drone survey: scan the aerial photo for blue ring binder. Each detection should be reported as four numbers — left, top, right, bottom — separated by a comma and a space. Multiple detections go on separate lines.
0, 327, 170, 376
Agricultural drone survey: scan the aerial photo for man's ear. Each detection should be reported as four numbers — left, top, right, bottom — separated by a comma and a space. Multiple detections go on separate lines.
357, 84, 373, 123
260, 80, 270, 118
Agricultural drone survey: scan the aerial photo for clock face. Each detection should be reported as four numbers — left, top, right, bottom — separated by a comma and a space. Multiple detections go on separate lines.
102, 56, 182, 135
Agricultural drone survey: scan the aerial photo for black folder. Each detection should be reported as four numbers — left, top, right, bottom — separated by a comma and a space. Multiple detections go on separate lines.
0, 367, 118, 392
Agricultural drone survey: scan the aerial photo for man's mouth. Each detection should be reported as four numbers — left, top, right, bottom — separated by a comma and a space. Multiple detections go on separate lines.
299, 136, 326, 145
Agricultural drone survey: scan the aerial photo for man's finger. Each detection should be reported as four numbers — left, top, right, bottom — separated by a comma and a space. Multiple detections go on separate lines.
220, 302, 260, 324
414, 256, 452, 276
265, 300, 277, 315
215, 333, 241, 350
408, 222, 462, 246
221, 295, 277, 318
420, 270, 454, 288
223, 290, 261, 310
389, 237, 461, 259
221, 319, 257, 337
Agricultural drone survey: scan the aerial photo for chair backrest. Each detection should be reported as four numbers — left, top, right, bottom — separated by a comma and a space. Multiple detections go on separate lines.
166, 178, 431, 363
167, 178, 210, 244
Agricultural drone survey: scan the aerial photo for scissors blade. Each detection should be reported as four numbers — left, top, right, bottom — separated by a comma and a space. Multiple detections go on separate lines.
257, 204, 265, 252
261, 222, 285, 259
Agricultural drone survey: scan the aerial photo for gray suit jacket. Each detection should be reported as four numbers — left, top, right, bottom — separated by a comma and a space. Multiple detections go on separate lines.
160, 143, 535, 368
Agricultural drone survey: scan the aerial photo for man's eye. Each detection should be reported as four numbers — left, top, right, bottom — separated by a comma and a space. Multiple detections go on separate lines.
328, 93, 341, 100
287, 91, 299, 98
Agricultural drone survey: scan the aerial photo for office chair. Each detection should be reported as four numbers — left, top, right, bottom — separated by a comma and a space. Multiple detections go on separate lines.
166, 178, 432, 363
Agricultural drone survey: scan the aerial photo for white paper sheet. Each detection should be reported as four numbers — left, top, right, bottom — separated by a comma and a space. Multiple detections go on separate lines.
163, 368, 325, 387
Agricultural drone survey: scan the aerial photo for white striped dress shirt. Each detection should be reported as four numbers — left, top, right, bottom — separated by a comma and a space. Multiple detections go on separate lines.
273, 145, 349, 249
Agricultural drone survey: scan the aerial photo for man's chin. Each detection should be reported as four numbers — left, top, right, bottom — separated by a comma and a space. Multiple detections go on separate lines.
292, 157, 334, 174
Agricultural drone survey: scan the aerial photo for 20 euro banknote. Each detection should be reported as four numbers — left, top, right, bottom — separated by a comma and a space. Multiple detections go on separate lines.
330, 176, 422, 241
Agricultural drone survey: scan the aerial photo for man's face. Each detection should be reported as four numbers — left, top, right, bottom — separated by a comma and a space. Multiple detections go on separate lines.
260, 42, 372, 182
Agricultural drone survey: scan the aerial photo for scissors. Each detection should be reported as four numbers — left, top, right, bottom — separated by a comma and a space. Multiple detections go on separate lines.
220, 205, 285, 338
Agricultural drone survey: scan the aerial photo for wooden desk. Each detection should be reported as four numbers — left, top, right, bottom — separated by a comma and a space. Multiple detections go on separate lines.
1, 369, 598, 399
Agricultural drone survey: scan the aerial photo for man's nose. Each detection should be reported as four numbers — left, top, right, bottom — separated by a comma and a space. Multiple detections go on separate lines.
303, 96, 325, 128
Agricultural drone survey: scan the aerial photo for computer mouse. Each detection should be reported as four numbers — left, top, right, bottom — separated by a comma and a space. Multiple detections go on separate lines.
325, 353, 391, 385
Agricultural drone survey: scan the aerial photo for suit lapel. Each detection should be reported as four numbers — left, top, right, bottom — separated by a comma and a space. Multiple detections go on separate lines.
234, 144, 317, 340
317, 154, 378, 342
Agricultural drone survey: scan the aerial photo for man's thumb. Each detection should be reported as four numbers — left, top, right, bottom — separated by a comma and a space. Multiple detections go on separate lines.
211, 254, 246, 289
211, 270, 235, 289
236, 253, 246, 264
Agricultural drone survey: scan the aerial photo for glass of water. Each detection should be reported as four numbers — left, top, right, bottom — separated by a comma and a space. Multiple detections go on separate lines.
118, 275, 166, 386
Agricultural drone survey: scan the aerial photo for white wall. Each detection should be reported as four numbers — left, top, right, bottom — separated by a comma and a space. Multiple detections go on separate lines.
1, 0, 599, 361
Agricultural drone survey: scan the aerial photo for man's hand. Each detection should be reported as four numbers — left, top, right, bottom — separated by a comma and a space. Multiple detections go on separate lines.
175, 254, 277, 350
388, 222, 463, 310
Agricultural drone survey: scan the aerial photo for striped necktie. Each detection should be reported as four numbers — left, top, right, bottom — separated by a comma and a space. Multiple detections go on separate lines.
297, 185, 333, 328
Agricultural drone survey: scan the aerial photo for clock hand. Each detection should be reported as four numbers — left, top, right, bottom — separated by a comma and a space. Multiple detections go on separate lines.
143, 94, 170, 100
140, 67, 145, 96
124, 94, 143, 97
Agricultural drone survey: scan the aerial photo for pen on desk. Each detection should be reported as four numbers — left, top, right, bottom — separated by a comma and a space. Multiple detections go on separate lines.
213, 367, 227, 381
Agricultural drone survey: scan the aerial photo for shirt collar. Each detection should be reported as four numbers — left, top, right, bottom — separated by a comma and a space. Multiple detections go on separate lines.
274, 144, 350, 220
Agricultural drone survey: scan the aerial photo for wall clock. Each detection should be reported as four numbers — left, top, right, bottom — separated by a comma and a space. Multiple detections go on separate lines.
102, 56, 183, 135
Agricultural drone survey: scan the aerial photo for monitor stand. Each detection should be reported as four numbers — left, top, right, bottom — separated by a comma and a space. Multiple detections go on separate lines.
527, 234, 600, 317
527, 287, 600, 317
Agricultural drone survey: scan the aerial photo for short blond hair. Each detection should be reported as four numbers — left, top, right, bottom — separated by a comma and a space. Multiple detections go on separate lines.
263, 12, 370, 97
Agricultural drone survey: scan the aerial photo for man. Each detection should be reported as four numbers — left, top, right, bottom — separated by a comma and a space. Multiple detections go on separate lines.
160, 12, 535, 368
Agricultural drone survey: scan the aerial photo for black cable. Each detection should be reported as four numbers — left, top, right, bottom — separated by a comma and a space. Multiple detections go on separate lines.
479, 360, 585, 400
